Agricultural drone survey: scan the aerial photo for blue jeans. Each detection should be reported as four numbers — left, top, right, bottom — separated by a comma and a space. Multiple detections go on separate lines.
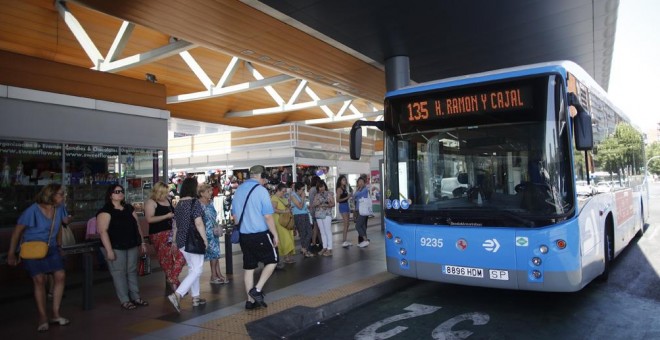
103, 247, 141, 303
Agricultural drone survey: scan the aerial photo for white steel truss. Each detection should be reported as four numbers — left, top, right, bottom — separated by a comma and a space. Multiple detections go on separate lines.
55, 1, 382, 127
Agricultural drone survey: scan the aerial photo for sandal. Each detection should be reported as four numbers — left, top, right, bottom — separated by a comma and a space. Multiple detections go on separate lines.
132, 298, 149, 307
50, 317, 70, 326
218, 276, 229, 284
121, 301, 137, 310
37, 322, 49, 332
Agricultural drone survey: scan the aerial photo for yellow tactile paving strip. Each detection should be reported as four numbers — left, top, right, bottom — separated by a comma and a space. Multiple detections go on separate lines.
181, 271, 396, 339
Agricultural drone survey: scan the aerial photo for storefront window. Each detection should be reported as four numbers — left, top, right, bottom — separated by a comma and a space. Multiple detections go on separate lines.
64, 144, 119, 224
120, 148, 163, 214
0, 140, 63, 228
0, 139, 163, 228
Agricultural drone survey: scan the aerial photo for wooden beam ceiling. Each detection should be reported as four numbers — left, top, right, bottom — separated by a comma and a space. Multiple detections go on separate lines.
0, 0, 385, 130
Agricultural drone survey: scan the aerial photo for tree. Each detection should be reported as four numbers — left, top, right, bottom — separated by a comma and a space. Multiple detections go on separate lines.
647, 141, 660, 176
592, 122, 644, 183
595, 135, 623, 177
613, 123, 644, 176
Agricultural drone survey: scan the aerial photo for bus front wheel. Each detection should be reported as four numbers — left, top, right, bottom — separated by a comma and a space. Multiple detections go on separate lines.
597, 222, 614, 282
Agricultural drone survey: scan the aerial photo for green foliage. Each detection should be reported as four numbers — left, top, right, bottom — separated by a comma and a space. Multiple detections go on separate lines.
647, 141, 660, 175
594, 122, 644, 176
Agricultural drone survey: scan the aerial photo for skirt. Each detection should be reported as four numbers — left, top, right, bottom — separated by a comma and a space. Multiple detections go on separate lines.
22, 246, 64, 277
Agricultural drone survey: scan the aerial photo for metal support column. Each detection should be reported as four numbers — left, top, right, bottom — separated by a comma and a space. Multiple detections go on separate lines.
385, 56, 410, 92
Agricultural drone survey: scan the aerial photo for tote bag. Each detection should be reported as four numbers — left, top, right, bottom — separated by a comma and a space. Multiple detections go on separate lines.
61, 225, 76, 246
358, 197, 373, 216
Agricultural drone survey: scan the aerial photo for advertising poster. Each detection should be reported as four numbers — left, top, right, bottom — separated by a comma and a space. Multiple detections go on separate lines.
370, 170, 381, 205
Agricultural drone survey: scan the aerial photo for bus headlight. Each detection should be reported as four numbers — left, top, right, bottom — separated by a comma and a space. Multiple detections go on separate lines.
400, 259, 408, 267
531, 270, 542, 279
539, 245, 549, 254
399, 248, 407, 255
532, 257, 542, 266
394, 237, 402, 244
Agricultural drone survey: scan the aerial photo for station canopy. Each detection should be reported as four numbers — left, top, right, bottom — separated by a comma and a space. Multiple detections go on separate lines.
0, 0, 618, 130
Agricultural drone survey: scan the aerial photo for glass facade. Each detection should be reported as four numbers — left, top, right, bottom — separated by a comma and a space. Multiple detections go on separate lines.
0, 139, 163, 228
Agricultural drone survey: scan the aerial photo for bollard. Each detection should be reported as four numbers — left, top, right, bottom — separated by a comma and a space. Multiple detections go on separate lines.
224, 225, 234, 274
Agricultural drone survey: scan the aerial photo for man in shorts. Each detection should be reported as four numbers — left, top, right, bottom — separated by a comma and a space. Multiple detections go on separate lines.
232, 165, 280, 309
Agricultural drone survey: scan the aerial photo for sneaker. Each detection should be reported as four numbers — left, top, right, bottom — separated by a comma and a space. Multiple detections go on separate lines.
248, 287, 267, 307
245, 300, 256, 310
342, 241, 351, 248
358, 240, 370, 248
192, 297, 206, 307
167, 293, 180, 313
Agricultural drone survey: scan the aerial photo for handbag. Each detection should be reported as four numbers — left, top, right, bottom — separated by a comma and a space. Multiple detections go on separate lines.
138, 254, 151, 276
61, 224, 76, 246
184, 199, 207, 254
231, 184, 259, 244
358, 197, 373, 216
280, 212, 295, 230
212, 222, 223, 237
20, 213, 56, 260
277, 197, 295, 230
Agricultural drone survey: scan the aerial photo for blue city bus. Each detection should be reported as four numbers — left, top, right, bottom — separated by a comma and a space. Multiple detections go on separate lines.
350, 61, 648, 292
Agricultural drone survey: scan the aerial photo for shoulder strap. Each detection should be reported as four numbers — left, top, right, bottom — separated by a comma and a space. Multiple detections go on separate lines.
189, 198, 199, 225
47, 211, 56, 245
236, 184, 259, 232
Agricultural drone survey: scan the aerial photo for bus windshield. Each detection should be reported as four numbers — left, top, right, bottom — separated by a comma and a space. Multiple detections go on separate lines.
383, 75, 574, 227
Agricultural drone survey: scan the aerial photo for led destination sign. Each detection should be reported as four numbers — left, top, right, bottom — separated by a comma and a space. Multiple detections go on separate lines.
404, 86, 533, 122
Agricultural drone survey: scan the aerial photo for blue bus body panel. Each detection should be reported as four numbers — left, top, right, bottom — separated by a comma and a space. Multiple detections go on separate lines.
385, 217, 586, 292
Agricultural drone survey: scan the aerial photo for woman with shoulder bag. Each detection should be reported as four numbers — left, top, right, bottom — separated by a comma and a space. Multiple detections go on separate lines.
97, 184, 149, 311
7, 183, 70, 332
353, 177, 371, 248
167, 178, 208, 313
145, 182, 186, 292
198, 183, 228, 284
271, 183, 296, 265
313, 180, 335, 256
291, 182, 314, 258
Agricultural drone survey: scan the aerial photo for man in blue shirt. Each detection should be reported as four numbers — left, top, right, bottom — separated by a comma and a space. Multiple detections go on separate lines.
232, 165, 279, 309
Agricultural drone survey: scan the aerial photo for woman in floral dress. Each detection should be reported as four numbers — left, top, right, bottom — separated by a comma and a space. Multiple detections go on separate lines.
198, 183, 228, 284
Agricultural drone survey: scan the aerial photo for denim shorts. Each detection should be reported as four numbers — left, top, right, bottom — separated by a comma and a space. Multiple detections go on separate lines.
338, 202, 350, 214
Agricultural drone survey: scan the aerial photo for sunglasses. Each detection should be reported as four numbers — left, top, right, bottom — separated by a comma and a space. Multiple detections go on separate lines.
113, 190, 125, 194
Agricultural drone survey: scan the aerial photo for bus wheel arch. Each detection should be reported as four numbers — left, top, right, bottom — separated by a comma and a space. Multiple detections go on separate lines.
597, 214, 615, 282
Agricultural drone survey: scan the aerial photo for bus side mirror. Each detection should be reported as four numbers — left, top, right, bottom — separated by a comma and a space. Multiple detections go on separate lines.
350, 125, 363, 160
349, 120, 385, 160
569, 92, 593, 151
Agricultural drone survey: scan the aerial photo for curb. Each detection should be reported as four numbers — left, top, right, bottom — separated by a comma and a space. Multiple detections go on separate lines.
245, 275, 416, 339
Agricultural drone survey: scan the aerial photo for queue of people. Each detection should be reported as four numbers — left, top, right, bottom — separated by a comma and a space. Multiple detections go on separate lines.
6, 167, 372, 331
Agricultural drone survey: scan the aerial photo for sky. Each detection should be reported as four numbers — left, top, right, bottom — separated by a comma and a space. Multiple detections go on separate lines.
608, 0, 660, 129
